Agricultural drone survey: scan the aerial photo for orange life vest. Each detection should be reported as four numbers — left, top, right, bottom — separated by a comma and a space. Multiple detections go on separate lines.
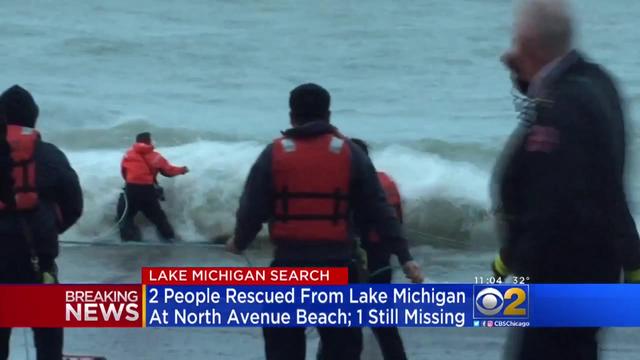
368, 171, 402, 243
0, 125, 40, 211
269, 134, 352, 243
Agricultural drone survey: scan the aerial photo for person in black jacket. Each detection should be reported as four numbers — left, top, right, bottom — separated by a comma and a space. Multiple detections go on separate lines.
226, 83, 423, 360
492, 1, 640, 359
0, 85, 83, 360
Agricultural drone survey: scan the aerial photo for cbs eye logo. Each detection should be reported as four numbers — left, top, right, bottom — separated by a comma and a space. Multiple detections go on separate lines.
475, 287, 527, 318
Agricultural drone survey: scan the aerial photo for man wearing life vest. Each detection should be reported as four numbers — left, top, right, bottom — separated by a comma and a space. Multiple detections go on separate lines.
350, 138, 408, 360
0, 85, 84, 360
118, 132, 188, 242
227, 83, 423, 360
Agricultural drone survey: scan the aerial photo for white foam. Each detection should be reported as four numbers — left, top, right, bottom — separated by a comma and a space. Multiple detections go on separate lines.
62, 141, 492, 243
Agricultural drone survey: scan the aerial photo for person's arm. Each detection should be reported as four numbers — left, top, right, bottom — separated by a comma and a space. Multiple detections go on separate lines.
493, 94, 576, 277
49, 145, 83, 233
148, 152, 187, 177
390, 178, 403, 224
349, 144, 422, 283
349, 143, 412, 263
120, 158, 127, 181
232, 145, 274, 252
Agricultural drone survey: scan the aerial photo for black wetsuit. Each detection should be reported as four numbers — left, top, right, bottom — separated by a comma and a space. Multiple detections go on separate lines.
117, 184, 175, 241
494, 51, 640, 360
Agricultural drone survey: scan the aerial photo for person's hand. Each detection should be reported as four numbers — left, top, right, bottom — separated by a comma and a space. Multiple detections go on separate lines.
182, 166, 189, 174
225, 237, 241, 255
402, 260, 424, 284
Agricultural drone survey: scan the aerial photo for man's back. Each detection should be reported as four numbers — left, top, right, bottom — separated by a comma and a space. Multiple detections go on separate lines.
0, 139, 83, 264
270, 132, 352, 244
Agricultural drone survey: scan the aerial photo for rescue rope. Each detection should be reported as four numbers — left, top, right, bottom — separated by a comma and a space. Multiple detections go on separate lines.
364, 226, 471, 280
82, 190, 129, 243
404, 227, 468, 247
368, 265, 397, 279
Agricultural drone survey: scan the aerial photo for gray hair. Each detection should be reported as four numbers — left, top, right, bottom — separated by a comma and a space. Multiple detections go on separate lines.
518, 0, 575, 58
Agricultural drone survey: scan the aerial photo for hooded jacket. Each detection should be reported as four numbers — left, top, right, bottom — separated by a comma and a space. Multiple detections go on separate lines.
121, 143, 186, 185
0, 85, 83, 269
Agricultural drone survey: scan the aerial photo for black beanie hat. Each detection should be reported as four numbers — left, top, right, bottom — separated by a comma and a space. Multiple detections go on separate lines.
0, 85, 39, 128
136, 132, 152, 144
289, 83, 330, 122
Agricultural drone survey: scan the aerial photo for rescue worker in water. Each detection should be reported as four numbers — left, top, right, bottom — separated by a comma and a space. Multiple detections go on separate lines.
117, 132, 188, 242
226, 83, 423, 360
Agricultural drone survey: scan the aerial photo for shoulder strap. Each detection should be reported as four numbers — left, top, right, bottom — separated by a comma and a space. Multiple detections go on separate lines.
0, 125, 42, 276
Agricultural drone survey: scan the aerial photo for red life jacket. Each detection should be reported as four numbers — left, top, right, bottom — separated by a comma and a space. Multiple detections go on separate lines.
368, 171, 402, 243
270, 134, 352, 243
0, 125, 40, 211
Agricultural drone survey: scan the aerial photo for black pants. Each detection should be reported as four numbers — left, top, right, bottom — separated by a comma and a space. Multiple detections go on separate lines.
117, 184, 175, 241
366, 247, 407, 360
0, 259, 63, 360
265, 327, 362, 360
506, 327, 599, 360
267, 258, 363, 360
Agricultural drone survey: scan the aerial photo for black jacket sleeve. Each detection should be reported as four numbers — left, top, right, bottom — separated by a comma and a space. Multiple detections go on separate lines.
40, 143, 83, 233
234, 144, 274, 251
497, 91, 582, 272
348, 141, 413, 264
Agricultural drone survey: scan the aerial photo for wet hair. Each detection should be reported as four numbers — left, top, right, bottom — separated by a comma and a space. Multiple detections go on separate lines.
136, 132, 152, 144
289, 83, 331, 125
350, 138, 369, 156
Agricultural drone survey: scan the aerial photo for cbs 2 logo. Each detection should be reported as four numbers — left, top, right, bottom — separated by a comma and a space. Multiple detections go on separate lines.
475, 287, 528, 317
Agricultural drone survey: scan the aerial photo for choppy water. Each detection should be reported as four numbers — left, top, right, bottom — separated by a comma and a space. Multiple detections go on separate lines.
0, 0, 638, 247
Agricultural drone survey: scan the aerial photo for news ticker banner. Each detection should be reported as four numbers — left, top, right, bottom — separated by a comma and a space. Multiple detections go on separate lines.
0, 267, 639, 328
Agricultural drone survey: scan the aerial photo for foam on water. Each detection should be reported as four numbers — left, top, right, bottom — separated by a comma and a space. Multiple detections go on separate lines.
58, 121, 638, 248
0, 0, 637, 249
62, 138, 496, 247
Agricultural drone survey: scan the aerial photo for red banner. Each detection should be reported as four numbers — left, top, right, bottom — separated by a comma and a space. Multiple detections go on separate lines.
142, 267, 349, 285
0, 285, 142, 328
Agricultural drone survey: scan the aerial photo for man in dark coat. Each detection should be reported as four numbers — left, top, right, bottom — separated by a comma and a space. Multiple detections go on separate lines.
493, 1, 640, 359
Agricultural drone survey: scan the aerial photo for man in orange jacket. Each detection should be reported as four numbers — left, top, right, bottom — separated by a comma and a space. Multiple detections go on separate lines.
117, 132, 188, 242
